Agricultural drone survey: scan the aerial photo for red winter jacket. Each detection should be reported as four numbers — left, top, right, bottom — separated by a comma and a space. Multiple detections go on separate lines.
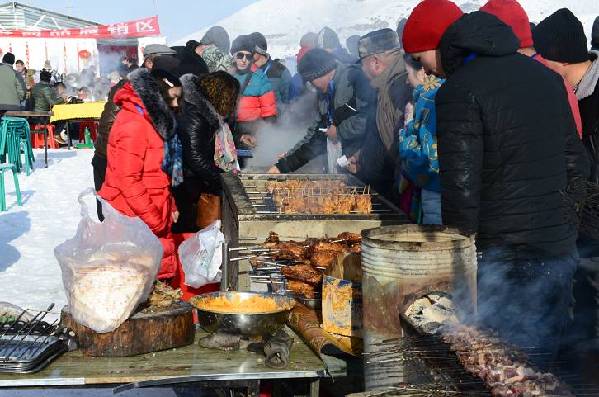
99, 70, 178, 279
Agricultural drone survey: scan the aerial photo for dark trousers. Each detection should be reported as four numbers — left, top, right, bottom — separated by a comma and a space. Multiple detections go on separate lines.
91, 154, 107, 221
476, 247, 578, 370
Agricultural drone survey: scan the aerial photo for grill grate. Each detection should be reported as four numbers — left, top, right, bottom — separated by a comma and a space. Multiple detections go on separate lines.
0, 304, 73, 373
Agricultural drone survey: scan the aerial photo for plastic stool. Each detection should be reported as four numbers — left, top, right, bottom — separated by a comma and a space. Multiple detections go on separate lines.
76, 127, 95, 149
0, 163, 22, 211
30, 124, 57, 149
0, 117, 34, 175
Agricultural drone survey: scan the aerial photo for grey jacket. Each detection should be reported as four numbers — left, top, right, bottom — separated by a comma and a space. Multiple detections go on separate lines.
0, 63, 25, 107
276, 63, 375, 173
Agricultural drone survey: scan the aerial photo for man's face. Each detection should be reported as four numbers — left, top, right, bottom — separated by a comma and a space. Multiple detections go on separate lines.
78, 90, 88, 100
234, 51, 253, 71
411, 50, 444, 77
196, 45, 209, 56
310, 69, 335, 93
361, 54, 386, 80
15, 63, 24, 73
165, 86, 183, 110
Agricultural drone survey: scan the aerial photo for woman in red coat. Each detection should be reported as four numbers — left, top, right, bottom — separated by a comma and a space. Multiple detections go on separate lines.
99, 57, 183, 281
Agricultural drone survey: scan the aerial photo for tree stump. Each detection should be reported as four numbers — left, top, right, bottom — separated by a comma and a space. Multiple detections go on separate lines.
61, 301, 195, 357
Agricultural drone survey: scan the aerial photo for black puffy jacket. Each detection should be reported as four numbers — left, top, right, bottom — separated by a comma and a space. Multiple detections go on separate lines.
436, 12, 589, 257
172, 74, 222, 233
95, 79, 127, 159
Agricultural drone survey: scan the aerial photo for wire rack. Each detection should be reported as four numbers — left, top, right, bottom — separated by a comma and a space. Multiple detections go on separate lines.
0, 303, 75, 373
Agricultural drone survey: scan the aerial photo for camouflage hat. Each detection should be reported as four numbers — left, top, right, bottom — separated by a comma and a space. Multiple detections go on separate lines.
358, 28, 400, 59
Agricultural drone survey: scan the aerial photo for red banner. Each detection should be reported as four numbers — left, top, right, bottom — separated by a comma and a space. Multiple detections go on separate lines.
0, 16, 160, 39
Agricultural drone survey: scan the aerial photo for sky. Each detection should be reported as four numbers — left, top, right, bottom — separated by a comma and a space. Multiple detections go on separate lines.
20, 0, 257, 42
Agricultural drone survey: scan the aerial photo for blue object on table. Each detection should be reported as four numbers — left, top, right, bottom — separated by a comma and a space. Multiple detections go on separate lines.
237, 149, 254, 158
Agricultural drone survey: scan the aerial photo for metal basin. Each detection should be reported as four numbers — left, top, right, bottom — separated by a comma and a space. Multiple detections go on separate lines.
190, 292, 295, 337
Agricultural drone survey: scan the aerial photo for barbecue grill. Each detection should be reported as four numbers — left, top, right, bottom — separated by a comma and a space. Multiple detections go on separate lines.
221, 174, 407, 290
0, 304, 74, 374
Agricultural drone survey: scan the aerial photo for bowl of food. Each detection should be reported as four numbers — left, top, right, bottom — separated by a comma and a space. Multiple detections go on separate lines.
190, 292, 296, 336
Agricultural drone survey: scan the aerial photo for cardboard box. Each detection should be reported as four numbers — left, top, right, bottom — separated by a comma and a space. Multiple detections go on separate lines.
322, 253, 363, 338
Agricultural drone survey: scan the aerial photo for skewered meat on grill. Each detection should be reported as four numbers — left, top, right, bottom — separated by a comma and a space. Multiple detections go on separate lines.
310, 250, 340, 270
336, 232, 361, 245
308, 241, 346, 254
287, 280, 317, 299
271, 242, 308, 261
354, 194, 372, 214
281, 264, 322, 285
265, 232, 280, 245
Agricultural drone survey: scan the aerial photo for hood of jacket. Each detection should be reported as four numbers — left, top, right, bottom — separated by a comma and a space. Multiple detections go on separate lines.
440, 11, 520, 76
180, 73, 221, 129
115, 68, 176, 140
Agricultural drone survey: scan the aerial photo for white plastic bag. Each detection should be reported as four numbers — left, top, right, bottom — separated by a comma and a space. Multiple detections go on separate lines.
178, 221, 224, 288
54, 188, 163, 333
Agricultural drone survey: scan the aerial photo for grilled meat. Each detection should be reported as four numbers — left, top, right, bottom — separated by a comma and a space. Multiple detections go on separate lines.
308, 241, 345, 255
336, 232, 361, 245
287, 280, 317, 299
265, 232, 280, 245
310, 250, 340, 270
281, 264, 322, 285
273, 242, 308, 261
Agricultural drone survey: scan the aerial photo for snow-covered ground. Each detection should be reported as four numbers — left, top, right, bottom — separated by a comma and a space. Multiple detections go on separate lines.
0, 149, 94, 318
174, 0, 599, 59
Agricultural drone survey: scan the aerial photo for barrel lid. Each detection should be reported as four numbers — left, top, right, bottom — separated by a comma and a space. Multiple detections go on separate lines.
361, 224, 474, 251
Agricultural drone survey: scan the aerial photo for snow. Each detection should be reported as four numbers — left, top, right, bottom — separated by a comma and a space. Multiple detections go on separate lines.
174, 0, 599, 59
0, 149, 94, 319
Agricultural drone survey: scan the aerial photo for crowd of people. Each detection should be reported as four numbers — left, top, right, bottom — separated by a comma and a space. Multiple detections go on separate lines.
96, 0, 599, 371
2, 0, 598, 374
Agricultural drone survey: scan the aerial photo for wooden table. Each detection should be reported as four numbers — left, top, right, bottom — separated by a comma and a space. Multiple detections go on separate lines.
1, 110, 53, 168
0, 329, 333, 396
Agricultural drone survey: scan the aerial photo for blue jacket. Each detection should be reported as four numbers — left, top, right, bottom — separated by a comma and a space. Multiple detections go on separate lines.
398, 75, 445, 193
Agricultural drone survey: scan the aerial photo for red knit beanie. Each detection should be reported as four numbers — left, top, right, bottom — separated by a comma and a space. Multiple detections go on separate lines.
402, 0, 464, 54
480, 0, 533, 48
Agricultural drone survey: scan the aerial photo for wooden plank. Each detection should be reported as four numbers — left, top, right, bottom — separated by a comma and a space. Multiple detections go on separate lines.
4, 111, 53, 117
0, 329, 329, 387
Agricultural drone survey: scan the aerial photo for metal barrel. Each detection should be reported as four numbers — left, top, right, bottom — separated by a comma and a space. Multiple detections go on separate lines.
360, 224, 477, 389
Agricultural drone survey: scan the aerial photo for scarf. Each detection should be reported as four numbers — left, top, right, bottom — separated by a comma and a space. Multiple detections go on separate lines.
370, 49, 407, 151
162, 131, 183, 187
214, 118, 240, 174
576, 51, 599, 100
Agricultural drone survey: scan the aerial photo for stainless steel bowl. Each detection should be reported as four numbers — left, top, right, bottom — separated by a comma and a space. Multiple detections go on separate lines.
190, 292, 296, 337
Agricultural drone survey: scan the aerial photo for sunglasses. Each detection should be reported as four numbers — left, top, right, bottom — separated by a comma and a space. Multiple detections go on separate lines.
236, 52, 253, 61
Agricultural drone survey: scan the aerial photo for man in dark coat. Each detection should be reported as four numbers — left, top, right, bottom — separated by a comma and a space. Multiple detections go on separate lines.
172, 71, 240, 233
592, 16, 599, 51
404, 0, 589, 368
350, 28, 412, 202
534, 8, 599, 362
268, 49, 374, 174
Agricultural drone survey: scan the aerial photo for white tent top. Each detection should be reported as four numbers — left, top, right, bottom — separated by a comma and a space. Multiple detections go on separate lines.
0, 1, 99, 31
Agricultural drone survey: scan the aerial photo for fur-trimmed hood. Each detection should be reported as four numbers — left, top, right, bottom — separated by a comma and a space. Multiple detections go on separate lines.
180, 73, 221, 129
124, 68, 177, 140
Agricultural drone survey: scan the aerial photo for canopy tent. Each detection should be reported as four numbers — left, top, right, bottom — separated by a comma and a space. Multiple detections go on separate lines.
0, 2, 164, 75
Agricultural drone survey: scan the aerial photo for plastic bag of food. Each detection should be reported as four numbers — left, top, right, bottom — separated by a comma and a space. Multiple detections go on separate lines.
54, 188, 163, 333
178, 221, 224, 288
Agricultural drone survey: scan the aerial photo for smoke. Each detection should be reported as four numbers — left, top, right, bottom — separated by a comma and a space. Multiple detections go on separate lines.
244, 90, 319, 171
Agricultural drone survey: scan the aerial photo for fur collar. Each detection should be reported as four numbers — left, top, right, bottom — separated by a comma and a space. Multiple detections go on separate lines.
128, 68, 176, 140
180, 73, 221, 129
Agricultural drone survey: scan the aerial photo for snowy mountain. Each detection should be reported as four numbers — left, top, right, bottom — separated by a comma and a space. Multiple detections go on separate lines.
174, 0, 599, 59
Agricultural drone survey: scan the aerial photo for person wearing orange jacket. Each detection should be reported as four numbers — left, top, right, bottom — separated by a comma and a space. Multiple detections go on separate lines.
99, 56, 183, 281
230, 34, 277, 158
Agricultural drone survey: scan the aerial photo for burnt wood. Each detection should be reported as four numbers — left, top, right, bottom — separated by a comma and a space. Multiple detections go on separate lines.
60, 302, 194, 357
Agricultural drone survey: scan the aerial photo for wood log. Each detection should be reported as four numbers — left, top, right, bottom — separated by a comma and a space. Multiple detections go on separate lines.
60, 302, 194, 357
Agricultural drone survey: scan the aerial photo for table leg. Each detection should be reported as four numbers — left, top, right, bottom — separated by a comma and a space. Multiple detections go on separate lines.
44, 128, 48, 168
67, 122, 72, 150
309, 379, 320, 397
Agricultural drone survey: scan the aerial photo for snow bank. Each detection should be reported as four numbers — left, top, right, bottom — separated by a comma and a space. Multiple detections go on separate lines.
0, 149, 94, 319
174, 0, 599, 59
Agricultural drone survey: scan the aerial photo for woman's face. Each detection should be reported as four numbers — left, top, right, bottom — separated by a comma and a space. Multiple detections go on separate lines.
234, 51, 253, 71
165, 86, 182, 109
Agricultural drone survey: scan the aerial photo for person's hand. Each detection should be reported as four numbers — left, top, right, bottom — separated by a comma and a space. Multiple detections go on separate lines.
404, 102, 415, 125
347, 156, 358, 174
267, 165, 281, 174
172, 211, 180, 223
326, 125, 338, 142
240, 134, 257, 148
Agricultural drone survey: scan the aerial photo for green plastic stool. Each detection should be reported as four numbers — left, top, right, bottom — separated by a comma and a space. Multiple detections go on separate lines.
0, 117, 34, 175
0, 163, 22, 211
76, 127, 95, 149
